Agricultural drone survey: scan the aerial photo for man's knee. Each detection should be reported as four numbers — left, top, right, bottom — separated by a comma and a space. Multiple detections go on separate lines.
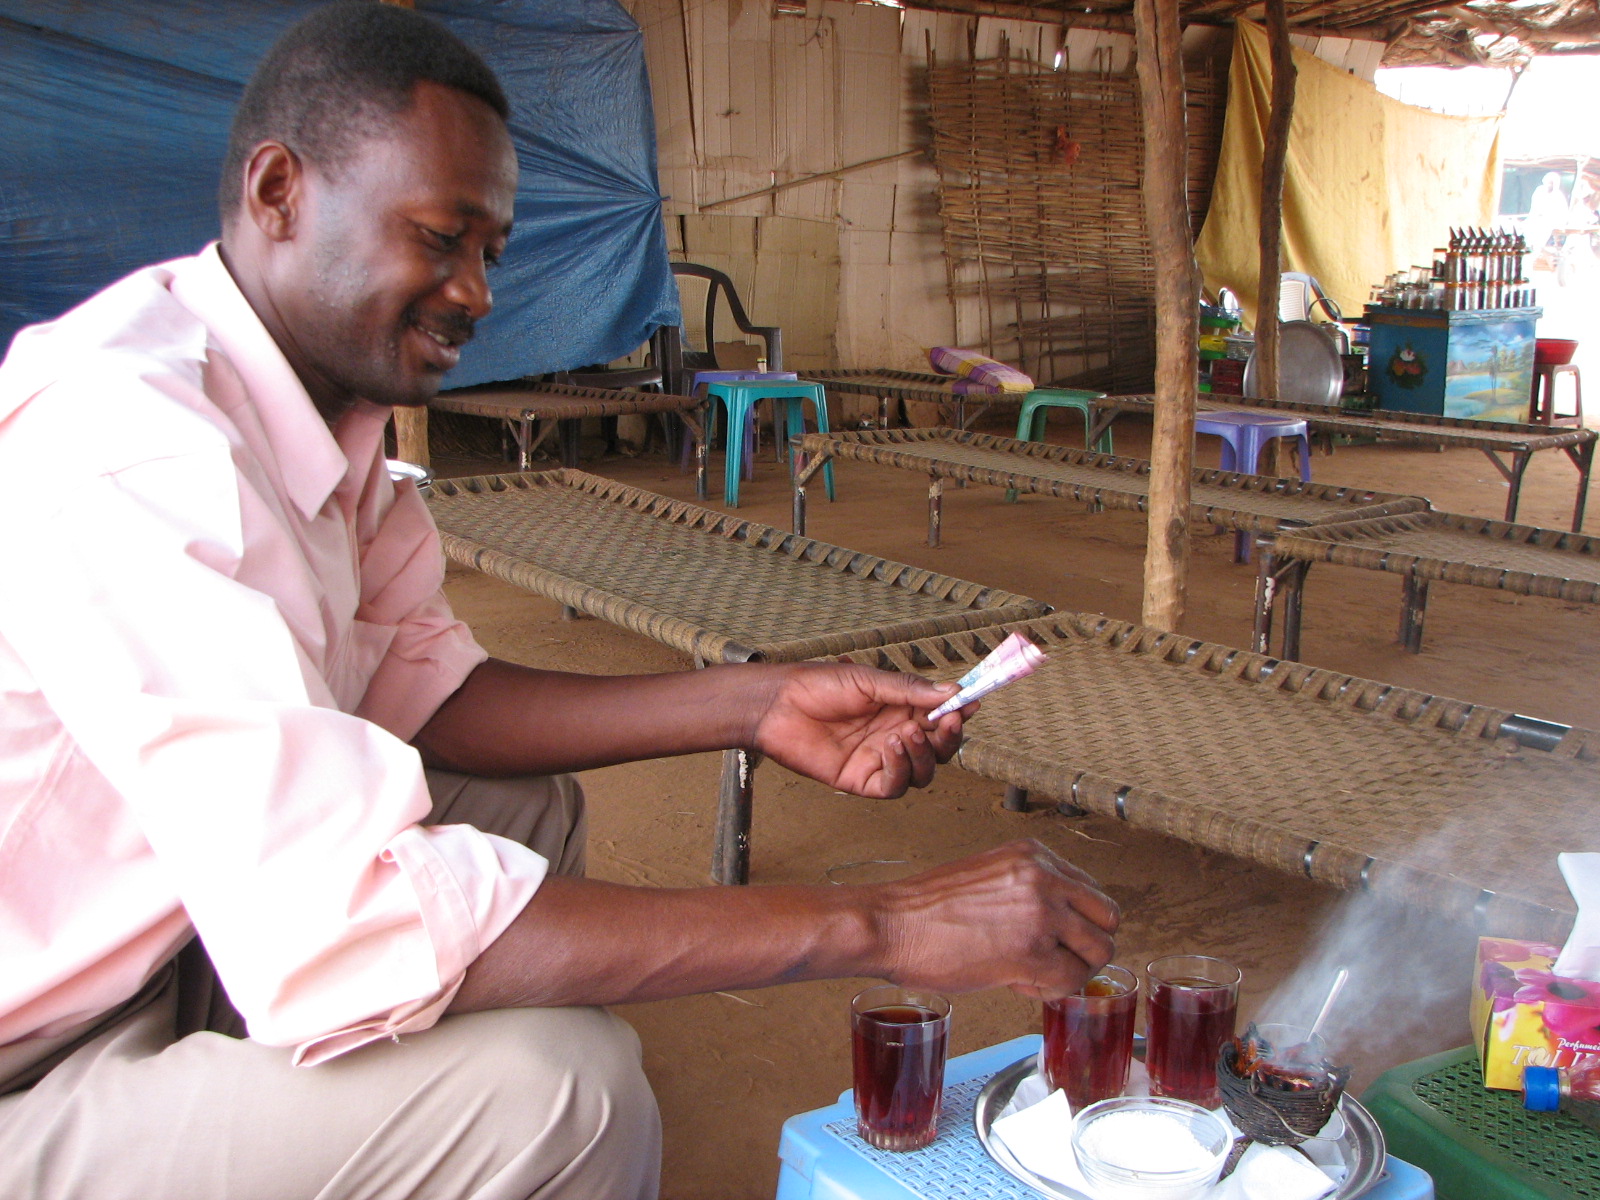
423, 1006, 659, 1197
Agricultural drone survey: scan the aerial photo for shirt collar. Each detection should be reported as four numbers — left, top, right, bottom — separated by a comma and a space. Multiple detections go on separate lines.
168, 244, 355, 521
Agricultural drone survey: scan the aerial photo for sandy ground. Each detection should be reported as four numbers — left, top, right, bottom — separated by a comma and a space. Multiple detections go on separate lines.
433, 371, 1598, 1198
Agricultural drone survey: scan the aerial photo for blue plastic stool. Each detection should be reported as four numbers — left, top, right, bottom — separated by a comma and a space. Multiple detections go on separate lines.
1194, 411, 1311, 564
776, 1034, 1435, 1200
687, 370, 799, 477
1194, 410, 1311, 480
704, 380, 835, 507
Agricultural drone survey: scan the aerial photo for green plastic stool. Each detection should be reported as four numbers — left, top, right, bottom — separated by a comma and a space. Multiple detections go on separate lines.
1361, 1045, 1600, 1200
1007, 387, 1109, 502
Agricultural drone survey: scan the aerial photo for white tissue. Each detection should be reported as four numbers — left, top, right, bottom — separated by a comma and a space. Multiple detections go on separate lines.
989, 1061, 1337, 1200
1552, 852, 1600, 981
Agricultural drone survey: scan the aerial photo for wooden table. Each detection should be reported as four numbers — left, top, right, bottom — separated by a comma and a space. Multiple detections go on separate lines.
1096, 393, 1596, 531
426, 469, 1049, 883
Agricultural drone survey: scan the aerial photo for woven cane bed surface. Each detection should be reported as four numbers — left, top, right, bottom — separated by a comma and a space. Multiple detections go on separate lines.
1271, 512, 1600, 602
830, 614, 1595, 941
1108, 393, 1596, 452
800, 428, 1428, 531
799, 369, 986, 401
431, 383, 699, 422
427, 470, 1048, 663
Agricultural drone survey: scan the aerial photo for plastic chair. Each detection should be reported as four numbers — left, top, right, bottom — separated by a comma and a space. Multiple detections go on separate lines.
703, 380, 834, 507
1529, 362, 1583, 426
1278, 272, 1343, 324
1194, 411, 1311, 563
655, 263, 783, 397
1005, 387, 1110, 502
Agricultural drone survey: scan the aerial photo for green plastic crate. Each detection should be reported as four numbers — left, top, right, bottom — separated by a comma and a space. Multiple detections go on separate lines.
1361, 1046, 1600, 1200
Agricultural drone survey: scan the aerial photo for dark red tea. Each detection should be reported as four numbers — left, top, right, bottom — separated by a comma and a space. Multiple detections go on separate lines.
851, 1003, 949, 1151
1043, 973, 1137, 1109
1147, 975, 1238, 1109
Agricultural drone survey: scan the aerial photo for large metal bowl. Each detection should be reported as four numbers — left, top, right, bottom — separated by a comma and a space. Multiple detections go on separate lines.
386, 458, 433, 493
972, 1054, 1387, 1199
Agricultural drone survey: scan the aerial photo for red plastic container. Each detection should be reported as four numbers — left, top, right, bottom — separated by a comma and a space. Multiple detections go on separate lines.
1535, 338, 1579, 365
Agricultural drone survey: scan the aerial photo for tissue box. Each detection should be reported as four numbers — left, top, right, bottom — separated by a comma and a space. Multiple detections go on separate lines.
1471, 936, 1600, 1090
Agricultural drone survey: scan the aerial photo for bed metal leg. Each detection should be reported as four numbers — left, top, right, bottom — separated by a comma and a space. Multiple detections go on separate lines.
1569, 440, 1595, 532
1003, 784, 1030, 811
713, 748, 756, 885
1399, 575, 1429, 653
928, 474, 943, 547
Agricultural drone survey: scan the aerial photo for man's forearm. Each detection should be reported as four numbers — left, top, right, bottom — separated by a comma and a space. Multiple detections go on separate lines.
449, 875, 882, 1010
446, 841, 1121, 1012
412, 657, 781, 776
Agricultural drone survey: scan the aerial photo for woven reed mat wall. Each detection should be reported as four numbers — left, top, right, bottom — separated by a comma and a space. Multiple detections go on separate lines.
927, 56, 1225, 394
831, 614, 1595, 943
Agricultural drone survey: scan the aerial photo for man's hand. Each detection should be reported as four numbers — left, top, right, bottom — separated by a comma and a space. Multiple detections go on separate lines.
451, 838, 1118, 1012
870, 840, 1120, 1000
750, 663, 968, 798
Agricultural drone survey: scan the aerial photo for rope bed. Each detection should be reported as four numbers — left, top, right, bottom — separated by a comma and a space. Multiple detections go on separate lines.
1099, 393, 1597, 531
791, 427, 1428, 547
797, 369, 1027, 430
826, 613, 1594, 944
427, 469, 1050, 882
1253, 510, 1600, 657
431, 383, 706, 483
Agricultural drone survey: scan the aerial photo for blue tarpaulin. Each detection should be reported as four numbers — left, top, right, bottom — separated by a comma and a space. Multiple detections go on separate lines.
0, 0, 679, 387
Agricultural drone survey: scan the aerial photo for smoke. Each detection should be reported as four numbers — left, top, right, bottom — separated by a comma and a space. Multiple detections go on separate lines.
1256, 884, 1476, 1064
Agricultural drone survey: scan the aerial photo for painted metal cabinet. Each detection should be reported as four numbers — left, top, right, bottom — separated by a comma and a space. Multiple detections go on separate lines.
1364, 305, 1541, 424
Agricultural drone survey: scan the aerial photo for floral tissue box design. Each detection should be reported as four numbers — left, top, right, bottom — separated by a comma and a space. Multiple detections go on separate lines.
1471, 936, 1600, 1090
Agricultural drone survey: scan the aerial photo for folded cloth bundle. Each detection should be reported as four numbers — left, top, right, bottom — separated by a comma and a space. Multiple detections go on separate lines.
927, 346, 1035, 393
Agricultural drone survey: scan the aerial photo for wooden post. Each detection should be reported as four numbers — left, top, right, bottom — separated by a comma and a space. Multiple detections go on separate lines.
1134, 0, 1199, 632
392, 407, 431, 471
1256, 0, 1297, 417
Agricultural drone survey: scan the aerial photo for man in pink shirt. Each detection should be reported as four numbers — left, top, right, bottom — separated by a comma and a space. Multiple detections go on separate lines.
0, 5, 1117, 1197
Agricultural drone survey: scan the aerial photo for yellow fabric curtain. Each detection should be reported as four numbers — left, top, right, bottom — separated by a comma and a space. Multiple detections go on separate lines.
1196, 22, 1503, 327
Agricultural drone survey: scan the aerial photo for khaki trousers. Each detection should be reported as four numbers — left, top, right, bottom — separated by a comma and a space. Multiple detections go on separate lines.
0, 771, 661, 1200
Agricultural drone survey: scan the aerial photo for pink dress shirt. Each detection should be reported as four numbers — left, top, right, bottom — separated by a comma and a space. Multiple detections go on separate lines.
0, 246, 547, 1065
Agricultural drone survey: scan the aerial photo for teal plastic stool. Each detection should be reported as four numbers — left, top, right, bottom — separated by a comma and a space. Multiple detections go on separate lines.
703, 380, 836, 508
1007, 388, 1109, 503
1014, 387, 1112, 454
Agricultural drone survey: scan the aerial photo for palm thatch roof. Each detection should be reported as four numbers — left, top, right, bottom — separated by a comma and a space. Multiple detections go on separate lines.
889, 0, 1600, 67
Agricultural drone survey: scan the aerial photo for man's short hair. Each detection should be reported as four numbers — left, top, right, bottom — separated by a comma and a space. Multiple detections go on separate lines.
219, 1, 509, 219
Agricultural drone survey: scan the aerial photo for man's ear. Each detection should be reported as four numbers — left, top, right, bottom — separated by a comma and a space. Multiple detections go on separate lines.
240, 141, 303, 243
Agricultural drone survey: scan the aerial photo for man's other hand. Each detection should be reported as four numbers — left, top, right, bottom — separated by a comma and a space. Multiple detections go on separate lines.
871, 840, 1119, 1001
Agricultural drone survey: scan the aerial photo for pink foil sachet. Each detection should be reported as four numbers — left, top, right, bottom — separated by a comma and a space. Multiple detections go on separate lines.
927, 632, 1047, 720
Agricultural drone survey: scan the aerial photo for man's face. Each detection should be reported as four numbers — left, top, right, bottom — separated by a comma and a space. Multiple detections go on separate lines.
278, 81, 518, 411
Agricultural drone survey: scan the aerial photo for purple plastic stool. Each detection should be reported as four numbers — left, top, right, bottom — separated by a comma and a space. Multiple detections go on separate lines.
1194, 411, 1311, 563
685, 370, 799, 477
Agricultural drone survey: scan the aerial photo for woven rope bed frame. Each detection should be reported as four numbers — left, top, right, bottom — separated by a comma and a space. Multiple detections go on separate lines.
791, 427, 1429, 547
1253, 510, 1600, 658
1099, 393, 1596, 531
827, 614, 1593, 943
432, 383, 706, 483
427, 469, 1050, 882
798, 369, 1027, 430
